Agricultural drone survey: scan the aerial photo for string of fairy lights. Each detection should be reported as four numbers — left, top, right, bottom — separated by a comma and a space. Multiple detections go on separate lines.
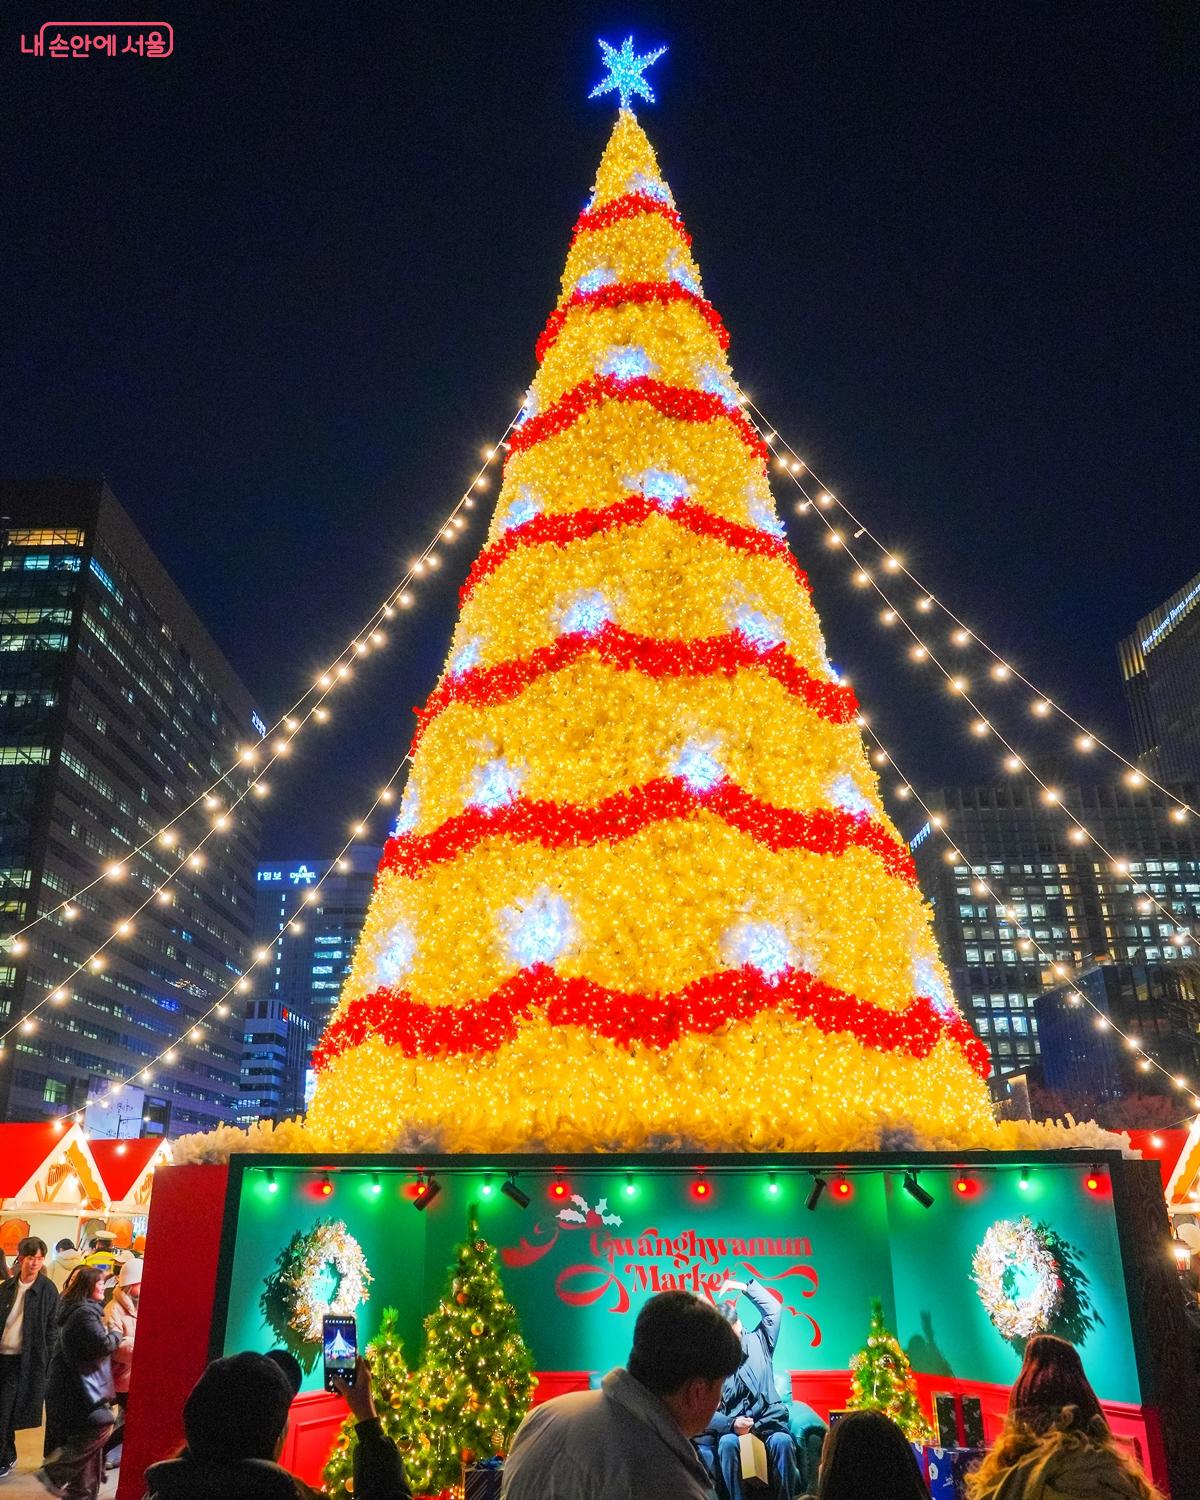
49, 752, 415, 1127
740, 402, 1199, 948
0, 412, 518, 1063
5, 377, 1194, 1126
851, 710, 1199, 1109
746, 396, 1195, 822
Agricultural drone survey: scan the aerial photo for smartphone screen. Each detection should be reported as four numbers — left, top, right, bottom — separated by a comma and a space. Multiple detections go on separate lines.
322, 1314, 357, 1392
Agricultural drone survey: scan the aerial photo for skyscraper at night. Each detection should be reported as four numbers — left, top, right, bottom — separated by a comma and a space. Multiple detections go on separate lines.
238, 844, 379, 1123
0, 478, 264, 1133
910, 778, 1200, 1078
1119, 567, 1200, 787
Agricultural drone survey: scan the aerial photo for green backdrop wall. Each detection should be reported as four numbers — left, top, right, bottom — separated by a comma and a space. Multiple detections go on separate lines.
218, 1158, 1139, 1405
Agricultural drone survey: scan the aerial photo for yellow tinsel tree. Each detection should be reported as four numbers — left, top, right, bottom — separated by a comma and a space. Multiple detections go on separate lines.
307, 106, 997, 1153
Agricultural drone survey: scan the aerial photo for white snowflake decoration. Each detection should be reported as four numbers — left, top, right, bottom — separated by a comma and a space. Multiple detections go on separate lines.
830, 774, 873, 820
371, 925, 416, 990
698, 363, 739, 409
559, 589, 613, 637
913, 955, 955, 1016
600, 344, 655, 381
449, 637, 483, 677
499, 486, 542, 533
469, 757, 524, 812
747, 488, 786, 539
630, 468, 689, 509
731, 605, 784, 653
667, 249, 701, 294
674, 738, 725, 794
502, 889, 575, 968
723, 921, 794, 981
575, 264, 616, 296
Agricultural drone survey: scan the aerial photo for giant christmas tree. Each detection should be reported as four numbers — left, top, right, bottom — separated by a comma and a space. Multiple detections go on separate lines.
307, 95, 996, 1154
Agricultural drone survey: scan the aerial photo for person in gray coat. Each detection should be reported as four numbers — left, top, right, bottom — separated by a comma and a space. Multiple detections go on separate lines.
0, 1237, 58, 1479
502, 1291, 743, 1500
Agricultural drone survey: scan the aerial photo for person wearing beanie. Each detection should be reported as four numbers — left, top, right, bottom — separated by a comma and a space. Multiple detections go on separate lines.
967, 1335, 1162, 1500
144, 1350, 411, 1500
105, 1256, 143, 1396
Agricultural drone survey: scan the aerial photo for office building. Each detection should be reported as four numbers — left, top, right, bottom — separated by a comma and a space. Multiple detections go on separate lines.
1119, 568, 1200, 786
238, 845, 379, 1123
0, 478, 264, 1133
1036, 960, 1200, 1098
910, 778, 1200, 1078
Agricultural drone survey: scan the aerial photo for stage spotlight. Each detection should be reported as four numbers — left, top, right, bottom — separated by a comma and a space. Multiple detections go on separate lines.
767, 1171, 779, 1197
413, 1172, 441, 1211
482, 1173, 495, 1197
1019, 1167, 1030, 1191
319, 1173, 333, 1197
903, 1170, 934, 1208
266, 1169, 278, 1194
370, 1172, 381, 1195
501, 1174, 530, 1208
805, 1175, 827, 1212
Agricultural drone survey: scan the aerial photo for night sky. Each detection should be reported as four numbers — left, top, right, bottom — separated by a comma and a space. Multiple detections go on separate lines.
3, 3, 1196, 857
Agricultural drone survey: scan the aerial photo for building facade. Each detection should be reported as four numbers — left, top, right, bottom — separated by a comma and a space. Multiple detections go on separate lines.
1036, 960, 1200, 1098
0, 478, 263, 1133
910, 779, 1200, 1078
1119, 568, 1200, 787
238, 845, 379, 1123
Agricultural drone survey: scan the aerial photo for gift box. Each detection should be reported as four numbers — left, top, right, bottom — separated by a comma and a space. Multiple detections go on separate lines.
463, 1457, 504, 1500
923, 1445, 985, 1500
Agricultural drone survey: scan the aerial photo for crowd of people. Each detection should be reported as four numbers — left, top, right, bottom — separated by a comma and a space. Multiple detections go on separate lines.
0, 1230, 142, 1499
0, 1247, 1171, 1500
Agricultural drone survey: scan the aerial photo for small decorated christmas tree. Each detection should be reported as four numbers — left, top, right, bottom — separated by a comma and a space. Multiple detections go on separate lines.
322, 1307, 411, 1499
403, 1207, 536, 1495
847, 1298, 933, 1442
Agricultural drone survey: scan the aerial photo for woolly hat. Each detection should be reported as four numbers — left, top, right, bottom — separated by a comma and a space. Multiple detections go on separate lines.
1009, 1334, 1104, 1432
117, 1256, 143, 1288
184, 1352, 293, 1462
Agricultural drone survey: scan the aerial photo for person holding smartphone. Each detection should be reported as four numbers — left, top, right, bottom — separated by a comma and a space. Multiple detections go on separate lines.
144, 1350, 411, 1500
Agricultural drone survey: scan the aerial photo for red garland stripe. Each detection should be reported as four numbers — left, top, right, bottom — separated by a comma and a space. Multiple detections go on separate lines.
379, 777, 916, 886
506, 375, 769, 465
460, 494, 807, 604
312, 962, 991, 1081
410, 622, 859, 750
536, 281, 729, 364
569, 193, 691, 250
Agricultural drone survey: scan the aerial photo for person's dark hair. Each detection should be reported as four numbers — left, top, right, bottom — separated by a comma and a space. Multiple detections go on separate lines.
61, 1264, 106, 1308
627, 1291, 743, 1396
1009, 1334, 1104, 1435
55, 1238, 75, 1253
264, 1348, 303, 1398
184, 1352, 294, 1463
17, 1236, 48, 1261
817, 1410, 930, 1500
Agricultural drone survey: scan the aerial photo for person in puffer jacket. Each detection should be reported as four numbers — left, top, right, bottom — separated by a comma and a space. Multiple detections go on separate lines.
143, 1350, 411, 1500
966, 1335, 1162, 1500
104, 1255, 141, 1396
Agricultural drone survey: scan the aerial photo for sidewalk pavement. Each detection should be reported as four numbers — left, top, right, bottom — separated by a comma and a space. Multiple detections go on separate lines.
3, 1426, 117, 1500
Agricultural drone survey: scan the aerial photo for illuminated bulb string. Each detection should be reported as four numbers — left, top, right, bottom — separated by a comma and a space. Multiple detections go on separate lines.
47, 752, 414, 1126
744, 397, 1195, 824
0, 409, 519, 952
0, 412, 520, 1047
854, 714, 1200, 1109
743, 415, 1198, 942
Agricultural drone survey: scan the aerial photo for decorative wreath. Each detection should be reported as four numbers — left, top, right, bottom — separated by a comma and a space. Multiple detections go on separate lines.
972, 1217, 1062, 1341
261, 1219, 373, 1344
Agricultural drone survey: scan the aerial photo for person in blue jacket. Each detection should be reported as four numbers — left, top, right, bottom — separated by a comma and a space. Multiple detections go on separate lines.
695, 1278, 798, 1500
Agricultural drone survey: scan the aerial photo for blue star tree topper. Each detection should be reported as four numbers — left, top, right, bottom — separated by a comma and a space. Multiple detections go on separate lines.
589, 35, 668, 112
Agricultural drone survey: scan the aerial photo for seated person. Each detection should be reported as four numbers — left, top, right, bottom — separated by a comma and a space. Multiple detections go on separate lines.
695, 1279, 798, 1500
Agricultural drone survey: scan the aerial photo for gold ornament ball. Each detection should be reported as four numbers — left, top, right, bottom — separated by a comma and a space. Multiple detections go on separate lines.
471, 1320, 485, 1336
